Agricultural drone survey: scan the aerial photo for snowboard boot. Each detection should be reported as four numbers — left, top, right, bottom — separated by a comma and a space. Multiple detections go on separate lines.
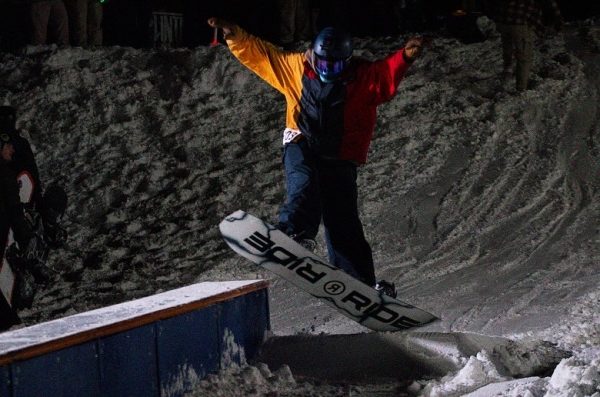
297, 238, 317, 252
375, 280, 397, 298
289, 233, 317, 253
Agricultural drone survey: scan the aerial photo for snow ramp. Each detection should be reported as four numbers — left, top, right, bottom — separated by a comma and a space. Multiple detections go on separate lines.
256, 331, 569, 384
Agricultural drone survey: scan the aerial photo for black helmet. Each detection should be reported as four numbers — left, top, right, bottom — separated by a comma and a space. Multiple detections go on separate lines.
312, 27, 353, 82
0, 106, 16, 133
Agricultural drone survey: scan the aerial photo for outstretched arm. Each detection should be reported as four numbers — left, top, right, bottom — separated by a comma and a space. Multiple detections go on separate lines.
366, 36, 430, 104
206, 17, 305, 96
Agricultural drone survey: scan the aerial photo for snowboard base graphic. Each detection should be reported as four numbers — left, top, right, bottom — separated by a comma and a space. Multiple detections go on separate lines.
219, 210, 438, 332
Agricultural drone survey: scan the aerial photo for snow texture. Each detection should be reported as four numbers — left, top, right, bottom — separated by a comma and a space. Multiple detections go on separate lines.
1, 16, 599, 396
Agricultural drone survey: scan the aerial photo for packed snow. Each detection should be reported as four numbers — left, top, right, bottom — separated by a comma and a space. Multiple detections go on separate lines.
1, 16, 599, 396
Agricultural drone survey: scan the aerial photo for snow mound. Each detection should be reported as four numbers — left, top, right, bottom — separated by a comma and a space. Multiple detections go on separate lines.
422, 351, 509, 396
546, 357, 600, 397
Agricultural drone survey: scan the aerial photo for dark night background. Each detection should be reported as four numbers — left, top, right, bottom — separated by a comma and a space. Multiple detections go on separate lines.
0, 0, 599, 52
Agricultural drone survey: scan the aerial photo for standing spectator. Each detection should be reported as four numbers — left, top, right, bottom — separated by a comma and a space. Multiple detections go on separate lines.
277, 0, 312, 49
0, 106, 68, 320
492, 0, 563, 91
30, 0, 69, 45
64, 0, 103, 46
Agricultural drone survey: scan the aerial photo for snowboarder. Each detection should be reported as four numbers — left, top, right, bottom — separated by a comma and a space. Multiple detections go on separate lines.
208, 17, 425, 297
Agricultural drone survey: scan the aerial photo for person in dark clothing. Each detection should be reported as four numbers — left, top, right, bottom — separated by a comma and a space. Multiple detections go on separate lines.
0, 107, 67, 319
208, 17, 425, 298
1, 131, 43, 314
491, 0, 563, 91
0, 133, 34, 258
0, 106, 43, 213
1, 107, 69, 328
1, 138, 55, 318
276, 0, 312, 48
64, 0, 103, 46
0, 133, 27, 329
30, 0, 70, 45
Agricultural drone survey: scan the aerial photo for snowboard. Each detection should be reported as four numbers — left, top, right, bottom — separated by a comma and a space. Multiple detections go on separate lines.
219, 210, 439, 332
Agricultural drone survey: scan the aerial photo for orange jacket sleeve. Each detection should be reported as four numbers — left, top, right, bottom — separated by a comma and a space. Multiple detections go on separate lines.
226, 28, 306, 130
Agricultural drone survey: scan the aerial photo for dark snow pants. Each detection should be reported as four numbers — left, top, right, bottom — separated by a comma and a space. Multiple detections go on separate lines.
498, 23, 535, 91
278, 139, 376, 286
30, 0, 69, 45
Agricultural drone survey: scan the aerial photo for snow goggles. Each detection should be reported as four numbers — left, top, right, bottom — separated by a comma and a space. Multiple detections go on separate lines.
313, 53, 349, 81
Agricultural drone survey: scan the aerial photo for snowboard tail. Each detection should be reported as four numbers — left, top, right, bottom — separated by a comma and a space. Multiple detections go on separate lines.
219, 210, 438, 332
